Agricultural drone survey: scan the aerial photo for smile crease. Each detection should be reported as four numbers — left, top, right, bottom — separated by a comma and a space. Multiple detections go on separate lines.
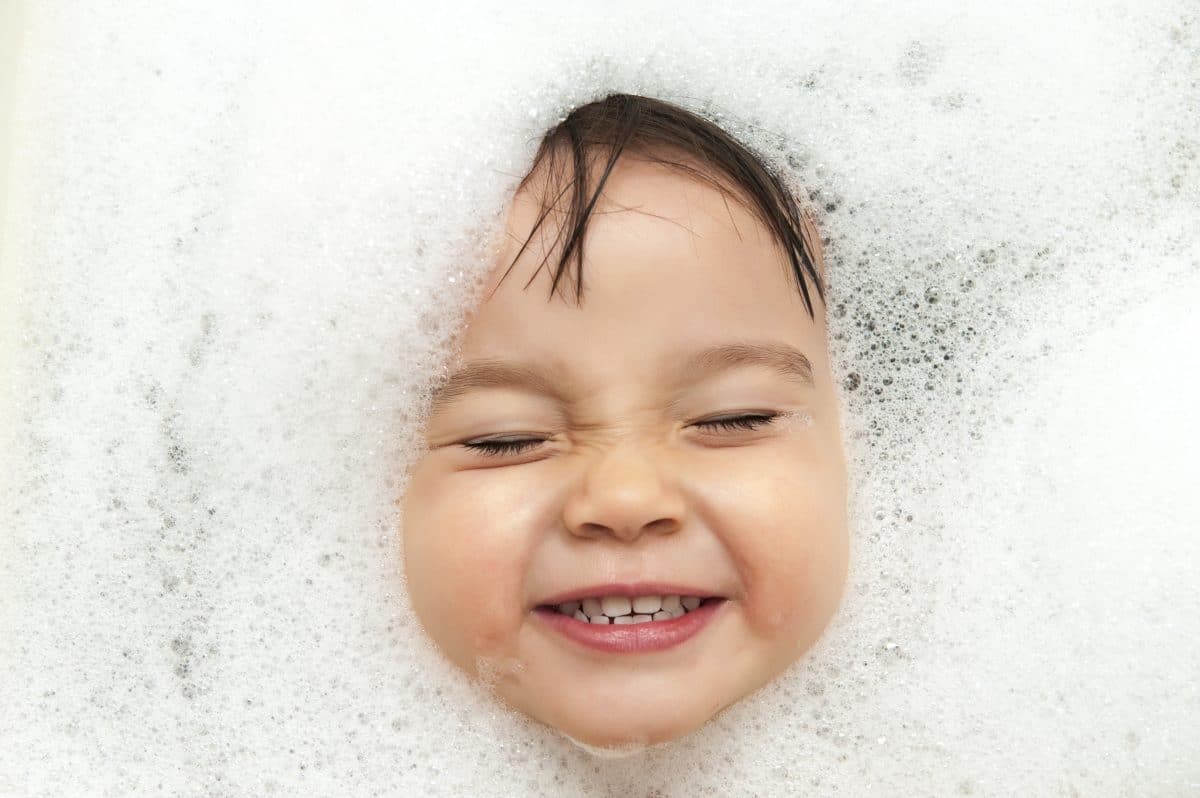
545, 594, 707, 625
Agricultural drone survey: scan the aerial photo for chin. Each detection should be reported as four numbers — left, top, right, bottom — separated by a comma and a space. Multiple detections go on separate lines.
557, 722, 681, 755
538, 700, 711, 753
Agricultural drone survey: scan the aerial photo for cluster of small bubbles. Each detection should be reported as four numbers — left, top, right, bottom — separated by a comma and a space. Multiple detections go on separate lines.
1, 1, 1198, 796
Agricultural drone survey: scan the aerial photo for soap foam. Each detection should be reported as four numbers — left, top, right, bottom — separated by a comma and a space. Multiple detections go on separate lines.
1, 1, 1197, 795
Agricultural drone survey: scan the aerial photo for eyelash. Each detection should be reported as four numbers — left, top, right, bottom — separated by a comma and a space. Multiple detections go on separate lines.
699, 413, 781, 433
461, 413, 782, 458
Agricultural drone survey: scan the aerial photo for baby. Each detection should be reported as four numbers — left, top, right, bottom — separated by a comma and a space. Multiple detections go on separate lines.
401, 93, 848, 751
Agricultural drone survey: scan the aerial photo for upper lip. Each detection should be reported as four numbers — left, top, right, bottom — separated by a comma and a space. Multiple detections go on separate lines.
534, 582, 726, 608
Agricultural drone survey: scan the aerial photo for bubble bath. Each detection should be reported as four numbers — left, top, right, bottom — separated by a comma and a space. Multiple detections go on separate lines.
1, 2, 1197, 795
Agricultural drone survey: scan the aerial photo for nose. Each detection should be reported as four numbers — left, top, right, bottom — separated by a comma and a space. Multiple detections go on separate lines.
561, 441, 686, 543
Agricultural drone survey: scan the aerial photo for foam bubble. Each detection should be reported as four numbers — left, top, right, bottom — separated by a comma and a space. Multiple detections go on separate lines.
563, 736, 653, 760
1, 0, 1197, 795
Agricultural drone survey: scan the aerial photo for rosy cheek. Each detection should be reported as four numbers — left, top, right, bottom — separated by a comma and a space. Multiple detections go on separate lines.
743, 558, 814, 639
736, 495, 838, 640
426, 480, 534, 661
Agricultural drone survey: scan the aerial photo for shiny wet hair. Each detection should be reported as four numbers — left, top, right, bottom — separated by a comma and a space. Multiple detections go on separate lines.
499, 92, 825, 318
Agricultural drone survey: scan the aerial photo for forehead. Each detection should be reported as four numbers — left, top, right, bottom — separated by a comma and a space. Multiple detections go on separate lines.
499, 153, 777, 293
459, 157, 824, 390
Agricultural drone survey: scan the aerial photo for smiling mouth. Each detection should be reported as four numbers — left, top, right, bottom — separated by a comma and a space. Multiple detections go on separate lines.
532, 589, 728, 654
537, 594, 716, 625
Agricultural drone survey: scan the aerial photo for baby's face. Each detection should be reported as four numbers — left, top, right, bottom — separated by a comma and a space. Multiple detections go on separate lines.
402, 156, 848, 748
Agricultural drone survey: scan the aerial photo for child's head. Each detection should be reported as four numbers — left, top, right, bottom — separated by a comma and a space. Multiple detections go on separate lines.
401, 93, 848, 749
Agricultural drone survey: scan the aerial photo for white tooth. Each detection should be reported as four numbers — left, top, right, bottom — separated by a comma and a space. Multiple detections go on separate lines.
581, 598, 603, 617
589, 615, 610, 625
613, 616, 636, 624
631, 615, 652, 623
652, 611, 671, 621
681, 596, 702, 611
601, 596, 632, 617
558, 601, 581, 615
661, 595, 682, 614
573, 610, 588, 622
669, 607, 686, 619
632, 595, 662, 614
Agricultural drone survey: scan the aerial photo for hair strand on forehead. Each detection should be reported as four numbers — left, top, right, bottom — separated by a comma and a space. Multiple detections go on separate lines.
506, 92, 825, 318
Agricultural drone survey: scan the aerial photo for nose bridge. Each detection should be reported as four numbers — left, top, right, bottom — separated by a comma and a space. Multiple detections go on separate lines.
563, 437, 685, 542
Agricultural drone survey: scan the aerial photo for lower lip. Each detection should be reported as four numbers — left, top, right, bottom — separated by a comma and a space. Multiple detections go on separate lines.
533, 600, 726, 654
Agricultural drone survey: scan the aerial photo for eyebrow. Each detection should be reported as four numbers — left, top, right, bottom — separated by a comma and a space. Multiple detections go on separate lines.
429, 342, 814, 410
430, 360, 566, 407
686, 342, 814, 387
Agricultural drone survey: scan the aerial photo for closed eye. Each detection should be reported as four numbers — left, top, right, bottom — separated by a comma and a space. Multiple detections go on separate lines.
693, 412, 782, 433
460, 413, 784, 458
461, 437, 545, 457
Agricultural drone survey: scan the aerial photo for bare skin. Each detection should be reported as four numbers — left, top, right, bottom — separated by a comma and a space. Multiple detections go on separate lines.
401, 155, 849, 749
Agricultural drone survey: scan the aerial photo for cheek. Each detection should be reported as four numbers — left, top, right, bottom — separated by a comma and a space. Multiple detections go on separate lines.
402, 465, 543, 669
727, 452, 848, 644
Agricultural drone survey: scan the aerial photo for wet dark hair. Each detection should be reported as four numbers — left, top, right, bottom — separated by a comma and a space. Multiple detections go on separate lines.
499, 92, 825, 318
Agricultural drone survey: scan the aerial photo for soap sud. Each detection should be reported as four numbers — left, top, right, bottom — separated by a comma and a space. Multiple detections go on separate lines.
1, 0, 1198, 795
474, 655, 525, 690
562, 736, 652, 760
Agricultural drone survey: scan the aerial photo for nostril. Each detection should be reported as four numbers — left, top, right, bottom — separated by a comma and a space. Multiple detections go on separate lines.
645, 517, 680, 535
572, 518, 679, 540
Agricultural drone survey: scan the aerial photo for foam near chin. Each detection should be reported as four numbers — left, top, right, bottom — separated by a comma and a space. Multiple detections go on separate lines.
1, 1, 1198, 795
561, 734, 653, 760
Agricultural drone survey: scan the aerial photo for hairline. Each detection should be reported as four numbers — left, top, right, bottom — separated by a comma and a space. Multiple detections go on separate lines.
495, 94, 825, 316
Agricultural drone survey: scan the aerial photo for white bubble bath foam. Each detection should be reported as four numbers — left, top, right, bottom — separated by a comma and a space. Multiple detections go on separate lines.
1, 2, 1197, 795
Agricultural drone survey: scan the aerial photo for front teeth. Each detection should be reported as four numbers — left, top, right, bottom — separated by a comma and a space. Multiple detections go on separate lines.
602, 595, 632, 617
555, 595, 705, 624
